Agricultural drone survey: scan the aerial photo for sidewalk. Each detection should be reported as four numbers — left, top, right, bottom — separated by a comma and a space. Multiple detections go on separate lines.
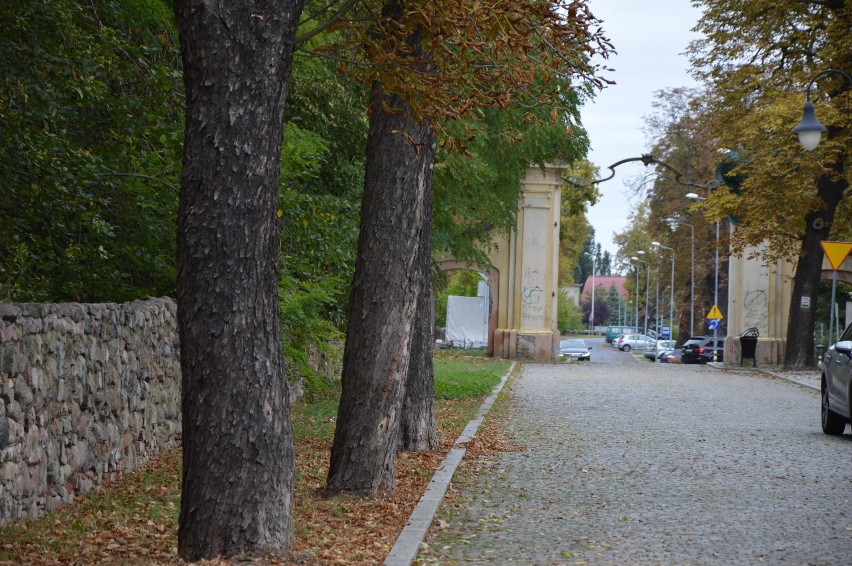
388, 359, 825, 565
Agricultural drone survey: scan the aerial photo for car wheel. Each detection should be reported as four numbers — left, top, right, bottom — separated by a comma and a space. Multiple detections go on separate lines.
821, 383, 847, 435
622, 344, 631, 352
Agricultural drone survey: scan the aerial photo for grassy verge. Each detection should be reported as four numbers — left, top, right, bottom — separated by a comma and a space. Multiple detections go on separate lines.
0, 354, 510, 565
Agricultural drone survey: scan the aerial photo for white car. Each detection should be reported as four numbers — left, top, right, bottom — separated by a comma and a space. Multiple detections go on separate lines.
821, 322, 852, 435
616, 333, 654, 352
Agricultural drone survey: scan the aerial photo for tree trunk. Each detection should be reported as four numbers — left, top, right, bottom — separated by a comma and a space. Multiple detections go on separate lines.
784, 164, 848, 369
173, 0, 305, 560
327, 92, 434, 496
327, 0, 434, 496
400, 172, 438, 452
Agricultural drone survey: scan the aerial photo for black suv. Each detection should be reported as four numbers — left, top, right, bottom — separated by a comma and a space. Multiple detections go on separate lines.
681, 336, 725, 364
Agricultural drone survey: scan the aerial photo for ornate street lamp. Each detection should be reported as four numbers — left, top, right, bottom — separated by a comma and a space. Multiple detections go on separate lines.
651, 241, 675, 340
665, 217, 694, 338
792, 68, 852, 151
631, 254, 650, 334
584, 251, 597, 333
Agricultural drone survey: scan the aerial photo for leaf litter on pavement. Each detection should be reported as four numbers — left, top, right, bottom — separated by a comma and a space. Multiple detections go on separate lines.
0, 382, 516, 565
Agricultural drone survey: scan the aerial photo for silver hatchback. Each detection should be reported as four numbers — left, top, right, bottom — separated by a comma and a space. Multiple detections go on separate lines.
822, 322, 852, 435
616, 333, 654, 352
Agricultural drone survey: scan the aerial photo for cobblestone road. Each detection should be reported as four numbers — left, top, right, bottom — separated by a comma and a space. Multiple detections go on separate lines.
417, 357, 852, 565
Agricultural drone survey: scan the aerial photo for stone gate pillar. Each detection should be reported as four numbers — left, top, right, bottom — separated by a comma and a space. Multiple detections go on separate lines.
493, 164, 564, 360
725, 241, 794, 365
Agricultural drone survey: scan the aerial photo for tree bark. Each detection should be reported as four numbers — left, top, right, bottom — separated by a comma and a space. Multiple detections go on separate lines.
400, 172, 438, 452
327, 0, 435, 496
326, 84, 434, 494
173, 0, 306, 560
784, 161, 848, 369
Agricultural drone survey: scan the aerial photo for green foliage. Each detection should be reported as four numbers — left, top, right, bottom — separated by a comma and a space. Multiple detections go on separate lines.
434, 103, 592, 268
688, 0, 852, 258
0, 0, 183, 302
605, 284, 623, 325
276, 50, 368, 387
557, 291, 584, 333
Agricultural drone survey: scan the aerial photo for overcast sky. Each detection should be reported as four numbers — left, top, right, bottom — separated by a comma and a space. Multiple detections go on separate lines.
581, 0, 702, 265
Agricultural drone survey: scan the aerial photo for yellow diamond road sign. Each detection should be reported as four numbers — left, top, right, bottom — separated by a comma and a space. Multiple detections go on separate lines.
706, 305, 724, 320
820, 241, 852, 271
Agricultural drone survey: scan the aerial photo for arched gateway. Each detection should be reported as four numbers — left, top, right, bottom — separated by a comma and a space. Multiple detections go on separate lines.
440, 164, 565, 361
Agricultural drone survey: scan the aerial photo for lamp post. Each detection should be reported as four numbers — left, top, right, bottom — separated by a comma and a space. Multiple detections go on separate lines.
585, 251, 596, 333
793, 68, 851, 347
652, 241, 675, 340
631, 255, 650, 334
686, 192, 721, 362
630, 259, 640, 329
793, 68, 852, 150
665, 218, 694, 338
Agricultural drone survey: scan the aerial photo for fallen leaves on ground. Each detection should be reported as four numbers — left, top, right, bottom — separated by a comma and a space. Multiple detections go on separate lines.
0, 384, 516, 566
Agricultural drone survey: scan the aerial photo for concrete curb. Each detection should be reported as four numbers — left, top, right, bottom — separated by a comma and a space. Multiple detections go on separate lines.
757, 369, 820, 391
707, 362, 820, 392
383, 361, 517, 566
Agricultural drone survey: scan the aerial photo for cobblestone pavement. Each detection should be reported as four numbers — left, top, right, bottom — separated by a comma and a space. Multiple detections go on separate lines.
417, 360, 852, 565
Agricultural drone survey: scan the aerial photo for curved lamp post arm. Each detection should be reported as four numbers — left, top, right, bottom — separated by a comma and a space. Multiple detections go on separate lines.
565, 154, 722, 191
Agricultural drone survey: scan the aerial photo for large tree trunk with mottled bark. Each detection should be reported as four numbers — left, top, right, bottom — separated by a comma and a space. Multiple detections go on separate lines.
173, 0, 306, 560
785, 163, 848, 369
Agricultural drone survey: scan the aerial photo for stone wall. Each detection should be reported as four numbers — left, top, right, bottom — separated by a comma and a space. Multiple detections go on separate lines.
0, 298, 181, 525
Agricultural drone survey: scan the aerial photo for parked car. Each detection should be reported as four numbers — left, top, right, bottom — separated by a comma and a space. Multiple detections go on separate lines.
821, 322, 852, 435
645, 339, 676, 362
616, 333, 654, 352
660, 348, 682, 364
681, 336, 725, 364
559, 338, 592, 361
605, 326, 640, 344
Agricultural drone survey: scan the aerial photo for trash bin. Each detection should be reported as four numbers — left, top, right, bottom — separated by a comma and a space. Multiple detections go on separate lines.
740, 327, 759, 367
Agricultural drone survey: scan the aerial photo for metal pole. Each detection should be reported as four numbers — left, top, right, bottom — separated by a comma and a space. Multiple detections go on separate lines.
634, 268, 639, 329
655, 267, 660, 334
665, 219, 694, 338
829, 270, 837, 346
713, 219, 719, 362
644, 266, 650, 335
591, 254, 596, 333
669, 253, 675, 341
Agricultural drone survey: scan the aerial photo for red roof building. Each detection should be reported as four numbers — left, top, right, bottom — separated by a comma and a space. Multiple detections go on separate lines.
581, 275, 628, 304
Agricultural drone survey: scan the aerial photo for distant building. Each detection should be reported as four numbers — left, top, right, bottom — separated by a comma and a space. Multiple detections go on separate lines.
561, 284, 581, 306
582, 275, 628, 304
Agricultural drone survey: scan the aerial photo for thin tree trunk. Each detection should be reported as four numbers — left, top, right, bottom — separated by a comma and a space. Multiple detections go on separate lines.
326, 80, 434, 494
327, 0, 435, 496
173, 0, 305, 560
401, 171, 438, 452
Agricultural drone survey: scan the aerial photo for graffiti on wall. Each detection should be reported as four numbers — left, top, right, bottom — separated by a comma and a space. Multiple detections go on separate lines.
742, 289, 769, 334
521, 267, 545, 325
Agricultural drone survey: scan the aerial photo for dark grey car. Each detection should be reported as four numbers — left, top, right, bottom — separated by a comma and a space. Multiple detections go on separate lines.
821, 322, 852, 435
559, 338, 592, 361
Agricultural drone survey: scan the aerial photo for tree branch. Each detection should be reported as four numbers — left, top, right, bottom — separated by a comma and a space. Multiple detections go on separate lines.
295, 0, 361, 46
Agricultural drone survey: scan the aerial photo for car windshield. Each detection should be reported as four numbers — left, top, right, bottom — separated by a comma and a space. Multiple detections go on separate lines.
561, 340, 586, 348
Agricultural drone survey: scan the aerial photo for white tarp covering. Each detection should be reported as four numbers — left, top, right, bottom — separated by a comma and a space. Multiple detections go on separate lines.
446, 295, 488, 348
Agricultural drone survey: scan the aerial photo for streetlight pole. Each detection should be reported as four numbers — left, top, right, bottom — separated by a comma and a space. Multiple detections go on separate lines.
631, 255, 649, 334
652, 241, 675, 341
665, 218, 694, 338
686, 193, 721, 362
585, 251, 596, 333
